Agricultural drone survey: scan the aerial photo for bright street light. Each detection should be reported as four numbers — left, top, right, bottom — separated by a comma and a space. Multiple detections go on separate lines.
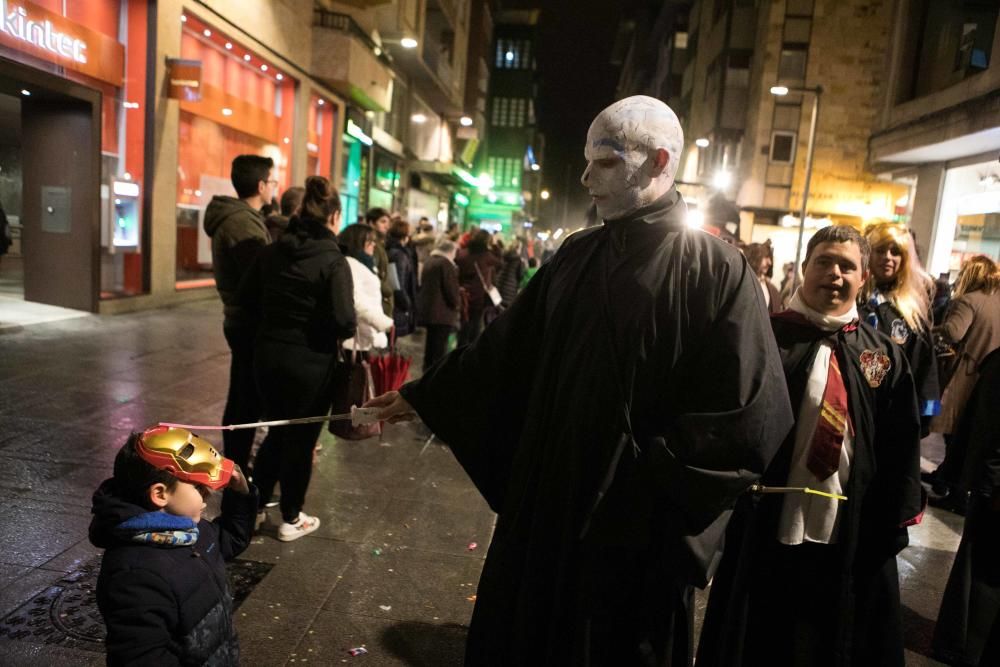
713, 171, 732, 190
400, 37, 418, 49
686, 209, 704, 229
540, 189, 550, 200
695, 138, 710, 148
530, 164, 540, 171
770, 85, 789, 96
411, 113, 427, 124
459, 116, 473, 127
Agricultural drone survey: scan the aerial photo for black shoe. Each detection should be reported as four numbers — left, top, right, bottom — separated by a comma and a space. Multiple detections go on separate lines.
928, 490, 968, 516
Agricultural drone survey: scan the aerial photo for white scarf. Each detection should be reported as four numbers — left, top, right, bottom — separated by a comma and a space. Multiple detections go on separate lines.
788, 289, 858, 332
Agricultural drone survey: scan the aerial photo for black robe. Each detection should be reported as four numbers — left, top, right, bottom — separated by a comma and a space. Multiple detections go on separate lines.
932, 348, 1000, 666
697, 313, 924, 667
860, 297, 940, 433
399, 189, 793, 666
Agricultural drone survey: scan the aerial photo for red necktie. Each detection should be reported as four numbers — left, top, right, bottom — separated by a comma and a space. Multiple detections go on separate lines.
806, 351, 850, 480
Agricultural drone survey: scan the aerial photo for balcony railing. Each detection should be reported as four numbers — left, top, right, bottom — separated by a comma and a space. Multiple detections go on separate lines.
313, 9, 392, 66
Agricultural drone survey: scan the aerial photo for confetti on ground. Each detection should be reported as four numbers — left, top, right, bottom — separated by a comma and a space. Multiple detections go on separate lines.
372, 548, 382, 556
467, 542, 478, 551
348, 647, 369, 656
379, 605, 392, 611
467, 595, 477, 602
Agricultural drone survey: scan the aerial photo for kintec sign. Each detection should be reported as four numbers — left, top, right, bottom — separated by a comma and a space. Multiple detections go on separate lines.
0, 0, 124, 87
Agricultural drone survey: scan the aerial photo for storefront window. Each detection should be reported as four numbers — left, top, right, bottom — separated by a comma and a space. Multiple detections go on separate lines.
175, 13, 295, 287
307, 95, 336, 179
931, 161, 1000, 278
341, 136, 363, 227
369, 148, 401, 212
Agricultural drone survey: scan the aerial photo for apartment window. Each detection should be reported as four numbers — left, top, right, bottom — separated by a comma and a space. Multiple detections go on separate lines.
674, 32, 688, 49
496, 39, 531, 69
778, 44, 808, 80
491, 98, 528, 127
726, 51, 751, 87
905, 1, 998, 100
770, 131, 797, 164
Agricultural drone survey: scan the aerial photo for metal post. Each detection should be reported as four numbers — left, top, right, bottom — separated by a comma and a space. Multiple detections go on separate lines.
791, 89, 821, 291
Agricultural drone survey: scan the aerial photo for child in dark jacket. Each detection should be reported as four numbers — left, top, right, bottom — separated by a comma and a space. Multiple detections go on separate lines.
90, 426, 258, 666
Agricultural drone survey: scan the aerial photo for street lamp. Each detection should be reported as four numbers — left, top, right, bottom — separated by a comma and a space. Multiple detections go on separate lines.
771, 84, 823, 291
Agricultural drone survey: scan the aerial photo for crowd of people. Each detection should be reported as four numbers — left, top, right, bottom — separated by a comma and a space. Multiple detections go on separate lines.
85, 95, 1000, 666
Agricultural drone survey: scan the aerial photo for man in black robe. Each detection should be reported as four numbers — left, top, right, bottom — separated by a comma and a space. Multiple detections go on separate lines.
367, 95, 793, 666
697, 225, 924, 667
932, 347, 1000, 666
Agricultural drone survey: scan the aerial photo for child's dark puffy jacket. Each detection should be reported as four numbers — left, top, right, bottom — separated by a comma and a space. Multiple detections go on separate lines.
89, 480, 257, 666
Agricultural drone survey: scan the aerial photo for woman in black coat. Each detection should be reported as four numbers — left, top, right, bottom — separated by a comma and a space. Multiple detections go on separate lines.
239, 176, 356, 541
386, 219, 418, 337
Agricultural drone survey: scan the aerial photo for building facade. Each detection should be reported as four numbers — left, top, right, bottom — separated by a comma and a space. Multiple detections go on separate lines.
617, 0, 927, 273
0, 0, 493, 315
870, 0, 1000, 277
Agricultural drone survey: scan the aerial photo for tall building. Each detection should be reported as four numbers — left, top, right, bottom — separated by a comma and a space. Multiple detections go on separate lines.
870, 1, 1000, 277
617, 0, 927, 271
467, 7, 543, 235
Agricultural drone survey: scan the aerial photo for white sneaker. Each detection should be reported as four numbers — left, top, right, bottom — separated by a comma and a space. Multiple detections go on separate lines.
254, 510, 268, 532
277, 513, 321, 542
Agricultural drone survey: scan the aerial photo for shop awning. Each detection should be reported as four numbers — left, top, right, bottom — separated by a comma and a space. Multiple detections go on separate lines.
410, 161, 480, 188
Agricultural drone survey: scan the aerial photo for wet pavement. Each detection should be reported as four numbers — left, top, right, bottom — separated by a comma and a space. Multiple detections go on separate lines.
0, 299, 961, 665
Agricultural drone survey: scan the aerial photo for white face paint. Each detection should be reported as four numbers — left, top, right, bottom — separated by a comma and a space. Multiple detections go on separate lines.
581, 96, 684, 221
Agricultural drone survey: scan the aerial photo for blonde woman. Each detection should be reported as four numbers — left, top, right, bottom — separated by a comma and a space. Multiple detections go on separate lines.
859, 223, 940, 433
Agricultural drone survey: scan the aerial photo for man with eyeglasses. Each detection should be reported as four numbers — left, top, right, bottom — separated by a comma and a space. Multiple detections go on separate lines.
204, 154, 277, 472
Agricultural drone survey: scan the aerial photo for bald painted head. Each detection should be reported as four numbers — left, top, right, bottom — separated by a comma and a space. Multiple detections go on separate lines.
581, 95, 684, 221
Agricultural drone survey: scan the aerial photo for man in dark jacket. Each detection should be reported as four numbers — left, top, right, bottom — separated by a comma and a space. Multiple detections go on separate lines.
203, 155, 276, 471
417, 238, 461, 371
91, 427, 257, 666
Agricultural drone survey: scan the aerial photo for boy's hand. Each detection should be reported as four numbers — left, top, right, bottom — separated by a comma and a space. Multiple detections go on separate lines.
363, 391, 417, 424
228, 464, 251, 495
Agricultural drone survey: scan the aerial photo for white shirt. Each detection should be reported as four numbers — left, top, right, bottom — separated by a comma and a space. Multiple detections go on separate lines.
777, 291, 858, 545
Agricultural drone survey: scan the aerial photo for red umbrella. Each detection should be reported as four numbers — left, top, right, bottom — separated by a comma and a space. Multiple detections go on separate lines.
371, 328, 411, 395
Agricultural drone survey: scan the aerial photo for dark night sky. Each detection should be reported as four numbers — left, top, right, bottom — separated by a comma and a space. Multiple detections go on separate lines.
504, 0, 635, 228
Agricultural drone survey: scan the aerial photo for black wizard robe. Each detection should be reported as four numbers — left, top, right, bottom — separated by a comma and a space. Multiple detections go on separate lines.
932, 347, 1000, 666
399, 189, 793, 666
697, 312, 924, 667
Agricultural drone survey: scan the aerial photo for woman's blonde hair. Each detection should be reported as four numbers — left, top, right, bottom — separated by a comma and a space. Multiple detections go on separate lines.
954, 255, 1000, 298
861, 223, 932, 332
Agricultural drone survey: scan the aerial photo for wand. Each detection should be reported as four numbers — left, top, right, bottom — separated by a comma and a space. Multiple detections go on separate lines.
160, 406, 383, 431
748, 483, 847, 502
